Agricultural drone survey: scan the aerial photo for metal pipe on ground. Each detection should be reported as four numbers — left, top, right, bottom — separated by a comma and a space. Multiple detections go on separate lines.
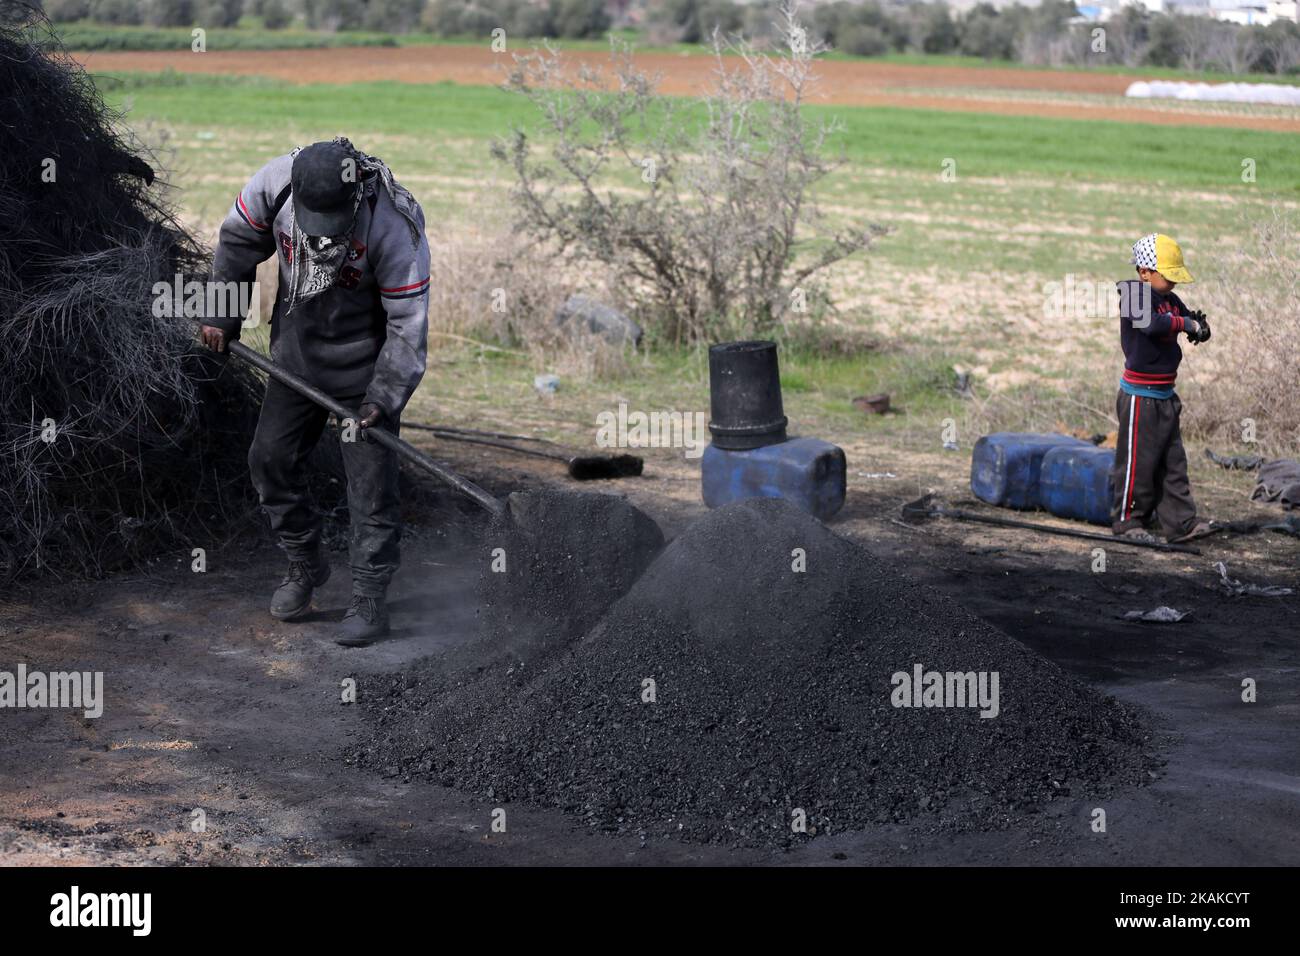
902, 494, 1203, 555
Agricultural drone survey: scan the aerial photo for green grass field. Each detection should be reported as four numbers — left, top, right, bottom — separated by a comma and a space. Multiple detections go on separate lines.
104, 73, 1300, 191
96, 69, 1300, 471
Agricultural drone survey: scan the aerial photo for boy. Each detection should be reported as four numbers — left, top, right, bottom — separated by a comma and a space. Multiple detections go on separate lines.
1111, 233, 1214, 544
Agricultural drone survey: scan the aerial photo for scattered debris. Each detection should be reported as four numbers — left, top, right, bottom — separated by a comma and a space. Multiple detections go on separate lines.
1264, 516, 1300, 537
533, 373, 560, 396
1214, 562, 1293, 598
1252, 459, 1300, 510
1056, 423, 1115, 447
852, 393, 890, 415
1213, 515, 1300, 538
1121, 607, 1191, 623
1205, 448, 1264, 471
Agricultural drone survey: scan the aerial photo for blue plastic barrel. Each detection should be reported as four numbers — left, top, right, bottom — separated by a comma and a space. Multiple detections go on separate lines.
970, 432, 1093, 510
1039, 445, 1115, 525
701, 437, 846, 521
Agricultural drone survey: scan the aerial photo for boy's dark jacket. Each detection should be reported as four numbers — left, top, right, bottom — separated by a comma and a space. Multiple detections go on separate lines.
1116, 278, 1189, 390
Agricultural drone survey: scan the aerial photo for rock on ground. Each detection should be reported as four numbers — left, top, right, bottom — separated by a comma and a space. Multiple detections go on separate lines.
554, 294, 643, 348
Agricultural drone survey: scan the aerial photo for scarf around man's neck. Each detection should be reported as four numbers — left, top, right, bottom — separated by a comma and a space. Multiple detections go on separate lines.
285, 137, 423, 313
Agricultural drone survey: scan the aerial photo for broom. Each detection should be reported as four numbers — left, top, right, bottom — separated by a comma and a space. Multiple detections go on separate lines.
404, 423, 644, 481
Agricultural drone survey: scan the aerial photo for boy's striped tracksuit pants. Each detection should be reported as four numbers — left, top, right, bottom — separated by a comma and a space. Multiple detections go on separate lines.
1109, 389, 1198, 538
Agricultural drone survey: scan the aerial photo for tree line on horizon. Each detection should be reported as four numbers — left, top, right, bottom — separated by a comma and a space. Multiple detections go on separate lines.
36, 0, 1300, 77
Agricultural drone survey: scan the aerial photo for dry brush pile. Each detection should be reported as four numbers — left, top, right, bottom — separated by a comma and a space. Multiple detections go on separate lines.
0, 12, 263, 583
1181, 210, 1300, 458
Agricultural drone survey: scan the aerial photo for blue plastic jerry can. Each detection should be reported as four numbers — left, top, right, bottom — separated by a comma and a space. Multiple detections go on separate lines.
1039, 444, 1115, 525
701, 437, 846, 521
970, 432, 1093, 510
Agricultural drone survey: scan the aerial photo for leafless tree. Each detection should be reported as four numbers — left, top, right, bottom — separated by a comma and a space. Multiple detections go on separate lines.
1103, 7, 1151, 69
1263, 23, 1300, 76
1176, 13, 1220, 72
1206, 22, 1262, 75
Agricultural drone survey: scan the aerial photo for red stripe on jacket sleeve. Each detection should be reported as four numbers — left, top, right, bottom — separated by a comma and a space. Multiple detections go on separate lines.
237, 193, 268, 232
380, 277, 430, 294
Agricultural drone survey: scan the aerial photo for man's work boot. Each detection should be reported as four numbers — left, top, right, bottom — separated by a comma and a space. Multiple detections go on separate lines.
336, 592, 390, 647
269, 552, 330, 621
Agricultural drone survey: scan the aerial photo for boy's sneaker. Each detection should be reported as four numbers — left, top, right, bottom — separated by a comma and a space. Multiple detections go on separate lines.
336, 593, 389, 647
270, 552, 330, 621
1169, 520, 1217, 544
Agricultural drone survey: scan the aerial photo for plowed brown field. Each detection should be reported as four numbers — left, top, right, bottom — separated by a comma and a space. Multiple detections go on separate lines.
76, 45, 1300, 132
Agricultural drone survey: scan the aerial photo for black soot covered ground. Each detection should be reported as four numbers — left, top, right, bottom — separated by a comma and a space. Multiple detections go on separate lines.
353, 497, 1154, 848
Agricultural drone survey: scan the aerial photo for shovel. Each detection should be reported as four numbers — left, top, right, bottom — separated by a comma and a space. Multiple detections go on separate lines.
224, 342, 664, 639
403, 422, 643, 482
229, 342, 504, 518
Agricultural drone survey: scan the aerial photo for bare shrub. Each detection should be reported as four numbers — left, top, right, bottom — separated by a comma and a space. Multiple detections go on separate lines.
1181, 210, 1300, 458
492, 2, 885, 345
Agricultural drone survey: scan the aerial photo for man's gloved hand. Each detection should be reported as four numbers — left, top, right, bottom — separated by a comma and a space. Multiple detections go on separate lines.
358, 403, 384, 430
200, 325, 229, 353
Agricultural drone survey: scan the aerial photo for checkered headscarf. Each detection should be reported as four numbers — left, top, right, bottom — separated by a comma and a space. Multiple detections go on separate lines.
1131, 234, 1159, 270
285, 137, 423, 313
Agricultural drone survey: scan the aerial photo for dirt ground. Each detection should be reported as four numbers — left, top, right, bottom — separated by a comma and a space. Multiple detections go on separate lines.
75, 46, 1300, 133
1, 435, 1296, 867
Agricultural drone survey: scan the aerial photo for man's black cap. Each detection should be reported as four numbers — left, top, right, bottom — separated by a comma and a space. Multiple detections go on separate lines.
291, 142, 359, 237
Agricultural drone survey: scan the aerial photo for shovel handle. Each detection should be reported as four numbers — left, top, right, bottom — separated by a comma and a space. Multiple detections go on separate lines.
405, 423, 569, 463
228, 342, 505, 518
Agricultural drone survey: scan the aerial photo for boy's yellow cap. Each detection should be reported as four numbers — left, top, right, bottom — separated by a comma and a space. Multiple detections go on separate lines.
1131, 233, 1194, 283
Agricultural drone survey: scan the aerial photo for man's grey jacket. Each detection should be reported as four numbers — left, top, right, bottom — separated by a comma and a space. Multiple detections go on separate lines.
210, 153, 431, 417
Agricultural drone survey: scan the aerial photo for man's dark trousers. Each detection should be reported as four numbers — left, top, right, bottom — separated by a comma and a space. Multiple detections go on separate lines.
1110, 389, 1197, 537
248, 379, 401, 597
